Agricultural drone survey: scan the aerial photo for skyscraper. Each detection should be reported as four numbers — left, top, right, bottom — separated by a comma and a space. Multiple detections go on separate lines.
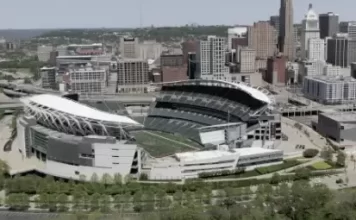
301, 4, 320, 60
279, 0, 295, 60
248, 21, 277, 59
270, 15, 280, 36
319, 12, 339, 39
196, 36, 230, 81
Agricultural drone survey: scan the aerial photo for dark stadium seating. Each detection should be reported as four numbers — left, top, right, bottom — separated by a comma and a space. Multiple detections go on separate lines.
145, 81, 269, 144
161, 84, 266, 110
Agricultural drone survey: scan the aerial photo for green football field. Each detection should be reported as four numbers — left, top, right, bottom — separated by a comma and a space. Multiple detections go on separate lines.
133, 131, 202, 158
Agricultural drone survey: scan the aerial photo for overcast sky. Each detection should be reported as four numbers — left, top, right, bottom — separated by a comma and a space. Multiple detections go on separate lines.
0, 0, 354, 29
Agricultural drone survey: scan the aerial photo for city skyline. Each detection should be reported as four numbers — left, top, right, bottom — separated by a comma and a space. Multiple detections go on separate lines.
0, 0, 355, 29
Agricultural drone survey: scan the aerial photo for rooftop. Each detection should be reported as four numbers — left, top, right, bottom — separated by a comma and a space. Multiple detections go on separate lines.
321, 112, 356, 123
305, 75, 356, 83
22, 94, 140, 125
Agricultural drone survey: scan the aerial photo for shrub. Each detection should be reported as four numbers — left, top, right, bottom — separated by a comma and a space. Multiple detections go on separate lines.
336, 178, 343, 184
139, 173, 148, 181
198, 168, 245, 179
256, 160, 300, 175
303, 149, 319, 158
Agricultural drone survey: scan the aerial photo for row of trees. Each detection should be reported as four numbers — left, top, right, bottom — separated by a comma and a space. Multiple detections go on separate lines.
46, 180, 356, 220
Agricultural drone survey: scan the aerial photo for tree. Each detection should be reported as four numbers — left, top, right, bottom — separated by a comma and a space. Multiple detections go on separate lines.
79, 174, 86, 182
337, 151, 346, 167
90, 193, 101, 211
113, 173, 122, 184
351, 154, 356, 170
90, 173, 99, 183
303, 149, 319, 158
294, 168, 311, 181
321, 146, 333, 162
270, 172, 281, 185
57, 194, 69, 212
23, 77, 32, 84
99, 194, 111, 213
101, 173, 113, 185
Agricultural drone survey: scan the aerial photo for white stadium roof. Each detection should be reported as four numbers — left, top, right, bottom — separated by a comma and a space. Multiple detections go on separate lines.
228, 81, 271, 104
23, 94, 140, 125
162, 80, 272, 104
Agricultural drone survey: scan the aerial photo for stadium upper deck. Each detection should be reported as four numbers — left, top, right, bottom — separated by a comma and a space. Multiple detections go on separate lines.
144, 80, 274, 143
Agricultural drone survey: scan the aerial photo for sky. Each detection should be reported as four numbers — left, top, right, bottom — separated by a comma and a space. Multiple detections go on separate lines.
0, 0, 355, 29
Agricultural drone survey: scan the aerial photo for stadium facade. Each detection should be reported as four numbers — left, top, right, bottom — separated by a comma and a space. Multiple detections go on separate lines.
13, 80, 283, 181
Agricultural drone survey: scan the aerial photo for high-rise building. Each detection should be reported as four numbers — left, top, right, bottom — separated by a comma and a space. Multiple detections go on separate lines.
351, 62, 356, 78
348, 22, 356, 65
37, 45, 54, 62
239, 47, 256, 73
117, 59, 149, 93
139, 41, 163, 60
40, 67, 57, 90
308, 38, 325, 61
279, 0, 295, 60
301, 4, 320, 60
227, 27, 248, 50
119, 37, 140, 59
68, 63, 107, 94
339, 21, 350, 33
270, 16, 280, 36
182, 40, 197, 64
319, 12, 339, 39
303, 75, 356, 104
248, 21, 277, 59
196, 36, 230, 81
265, 56, 287, 85
160, 54, 187, 82
326, 36, 349, 68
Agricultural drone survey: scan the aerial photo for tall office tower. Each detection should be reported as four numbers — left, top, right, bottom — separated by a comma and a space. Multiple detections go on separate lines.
351, 62, 356, 78
40, 67, 57, 90
348, 22, 356, 65
301, 4, 320, 60
339, 21, 350, 33
279, 0, 295, 60
319, 12, 339, 39
308, 38, 325, 61
248, 21, 277, 59
270, 15, 280, 36
227, 27, 248, 50
119, 37, 140, 59
37, 45, 54, 62
68, 63, 107, 94
139, 40, 163, 60
181, 40, 197, 64
239, 47, 256, 73
326, 36, 349, 68
196, 36, 230, 81
117, 59, 149, 93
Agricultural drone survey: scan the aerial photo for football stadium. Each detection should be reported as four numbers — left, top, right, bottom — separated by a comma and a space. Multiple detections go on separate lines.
12, 79, 283, 181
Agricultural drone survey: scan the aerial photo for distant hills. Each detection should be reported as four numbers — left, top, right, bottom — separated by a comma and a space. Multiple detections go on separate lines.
0, 29, 52, 40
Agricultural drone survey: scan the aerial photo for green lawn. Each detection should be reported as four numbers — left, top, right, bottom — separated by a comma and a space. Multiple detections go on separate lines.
133, 131, 200, 158
310, 161, 332, 170
255, 160, 301, 175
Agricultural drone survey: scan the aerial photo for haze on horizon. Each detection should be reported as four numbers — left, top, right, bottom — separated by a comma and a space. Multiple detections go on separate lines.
1, 0, 355, 29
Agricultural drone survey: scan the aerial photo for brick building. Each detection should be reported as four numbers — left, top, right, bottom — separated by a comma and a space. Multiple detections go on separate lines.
265, 56, 287, 85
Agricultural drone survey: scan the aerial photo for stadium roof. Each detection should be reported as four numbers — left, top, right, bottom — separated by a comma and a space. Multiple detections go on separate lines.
229, 82, 271, 104
161, 80, 272, 104
23, 94, 140, 125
